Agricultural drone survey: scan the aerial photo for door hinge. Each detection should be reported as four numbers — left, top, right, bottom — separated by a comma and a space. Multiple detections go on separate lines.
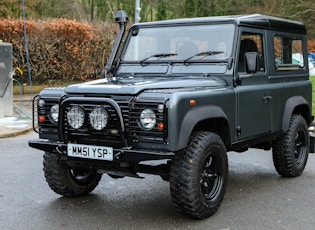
237, 126, 242, 136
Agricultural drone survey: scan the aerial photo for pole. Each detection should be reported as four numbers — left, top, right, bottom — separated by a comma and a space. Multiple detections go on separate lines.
135, 0, 141, 23
90, 0, 94, 22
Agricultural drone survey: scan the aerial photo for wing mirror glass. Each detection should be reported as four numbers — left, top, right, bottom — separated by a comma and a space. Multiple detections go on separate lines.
245, 52, 259, 73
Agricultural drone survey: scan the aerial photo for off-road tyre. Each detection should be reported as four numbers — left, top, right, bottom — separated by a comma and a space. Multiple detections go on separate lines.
272, 114, 309, 177
43, 152, 102, 197
169, 131, 228, 219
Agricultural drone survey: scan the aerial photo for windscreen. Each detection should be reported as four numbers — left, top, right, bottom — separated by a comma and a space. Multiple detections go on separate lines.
122, 23, 235, 63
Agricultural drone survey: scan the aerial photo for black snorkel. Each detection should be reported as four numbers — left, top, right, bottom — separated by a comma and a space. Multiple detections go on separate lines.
101, 10, 129, 78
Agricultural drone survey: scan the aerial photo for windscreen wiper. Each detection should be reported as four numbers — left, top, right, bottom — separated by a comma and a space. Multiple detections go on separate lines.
183, 51, 224, 63
139, 53, 177, 65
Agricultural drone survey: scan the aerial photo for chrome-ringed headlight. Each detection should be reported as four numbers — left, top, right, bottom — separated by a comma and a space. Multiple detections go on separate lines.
67, 105, 85, 129
139, 109, 156, 130
89, 107, 109, 130
49, 104, 59, 123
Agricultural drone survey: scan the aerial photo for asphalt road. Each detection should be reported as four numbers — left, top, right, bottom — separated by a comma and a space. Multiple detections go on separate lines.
1, 131, 315, 230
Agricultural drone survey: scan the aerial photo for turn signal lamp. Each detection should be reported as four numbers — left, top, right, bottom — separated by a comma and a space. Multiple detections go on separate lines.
158, 122, 164, 131
190, 100, 196, 106
38, 115, 46, 123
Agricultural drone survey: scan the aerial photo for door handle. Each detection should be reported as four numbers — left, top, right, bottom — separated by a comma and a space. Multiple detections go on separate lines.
262, 96, 272, 103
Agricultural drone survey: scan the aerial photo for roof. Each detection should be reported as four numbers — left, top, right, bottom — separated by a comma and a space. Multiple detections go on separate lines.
134, 14, 306, 34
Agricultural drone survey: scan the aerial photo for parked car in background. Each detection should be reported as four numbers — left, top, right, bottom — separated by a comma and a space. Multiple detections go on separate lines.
309, 52, 315, 76
309, 52, 315, 65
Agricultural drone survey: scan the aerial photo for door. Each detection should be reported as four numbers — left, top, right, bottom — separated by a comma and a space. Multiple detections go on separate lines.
236, 31, 271, 140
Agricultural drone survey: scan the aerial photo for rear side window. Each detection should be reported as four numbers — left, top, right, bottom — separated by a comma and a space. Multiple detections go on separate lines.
274, 35, 304, 70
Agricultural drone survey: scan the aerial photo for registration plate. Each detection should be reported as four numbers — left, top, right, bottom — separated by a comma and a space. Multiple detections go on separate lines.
67, 144, 113, 161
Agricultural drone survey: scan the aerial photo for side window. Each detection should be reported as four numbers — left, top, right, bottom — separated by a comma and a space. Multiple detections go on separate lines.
274, 35, 304, 70
238, 33, 264, 72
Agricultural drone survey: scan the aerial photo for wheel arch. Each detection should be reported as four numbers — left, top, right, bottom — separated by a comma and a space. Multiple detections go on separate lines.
282, 96, 312, 131
176, 105, 231, 150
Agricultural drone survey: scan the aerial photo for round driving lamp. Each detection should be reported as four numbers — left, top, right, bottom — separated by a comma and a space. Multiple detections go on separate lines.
89, 107, 109, 130
139, 109, 156, 130
67, 105, 85, 129
50, 104, 59, 123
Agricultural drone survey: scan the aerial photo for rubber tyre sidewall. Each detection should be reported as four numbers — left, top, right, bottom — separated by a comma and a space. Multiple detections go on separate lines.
43, 152, 102, 197
169, 131, 228, 219
272, 114, 309, 177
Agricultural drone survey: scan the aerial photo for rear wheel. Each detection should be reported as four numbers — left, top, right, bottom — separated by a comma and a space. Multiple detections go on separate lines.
272, 114, 309, 177
43, 152, 102, 197
169, 131, 228, 219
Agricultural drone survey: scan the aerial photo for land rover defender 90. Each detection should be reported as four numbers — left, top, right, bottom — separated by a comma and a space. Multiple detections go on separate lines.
29, 11, 312, 219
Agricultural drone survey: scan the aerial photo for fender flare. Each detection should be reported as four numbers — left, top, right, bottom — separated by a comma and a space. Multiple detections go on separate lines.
176, 105, 230, 150
282, 96, 311, 131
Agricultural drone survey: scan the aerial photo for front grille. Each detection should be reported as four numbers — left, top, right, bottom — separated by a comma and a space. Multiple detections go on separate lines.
35, 96, 58, 135
60, 95, 168, 147
129, 101, 167, 144
63, 96, 131, 148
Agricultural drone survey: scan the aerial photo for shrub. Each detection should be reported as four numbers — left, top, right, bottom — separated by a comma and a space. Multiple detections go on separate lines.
309, 40, 315, 53
0, 19, 117, 84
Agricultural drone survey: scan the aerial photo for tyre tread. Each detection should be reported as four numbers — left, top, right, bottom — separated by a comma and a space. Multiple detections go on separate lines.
43, 152, 101, 197
272, 114, 309, 177
170, 131, 228, 219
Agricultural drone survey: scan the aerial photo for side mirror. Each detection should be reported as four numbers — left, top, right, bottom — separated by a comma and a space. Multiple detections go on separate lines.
245, 52, 259, 73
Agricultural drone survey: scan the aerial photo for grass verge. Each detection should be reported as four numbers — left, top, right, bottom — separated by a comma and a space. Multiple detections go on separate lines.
310, 76, 315, 115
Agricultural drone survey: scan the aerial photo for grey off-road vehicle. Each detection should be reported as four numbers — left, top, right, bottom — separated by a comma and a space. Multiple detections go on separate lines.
29, 11, 313, 219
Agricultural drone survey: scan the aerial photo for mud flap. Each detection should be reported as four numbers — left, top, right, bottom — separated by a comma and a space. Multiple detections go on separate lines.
309, 132, 315, 153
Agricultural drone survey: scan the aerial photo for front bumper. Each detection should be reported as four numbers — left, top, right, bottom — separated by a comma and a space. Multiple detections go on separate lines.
28, 139, 175, 162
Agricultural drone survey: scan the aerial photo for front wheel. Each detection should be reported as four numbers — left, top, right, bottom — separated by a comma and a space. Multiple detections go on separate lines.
43, 152, 102, 197
272, 114, 309, 177
169, 131, 228, 219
